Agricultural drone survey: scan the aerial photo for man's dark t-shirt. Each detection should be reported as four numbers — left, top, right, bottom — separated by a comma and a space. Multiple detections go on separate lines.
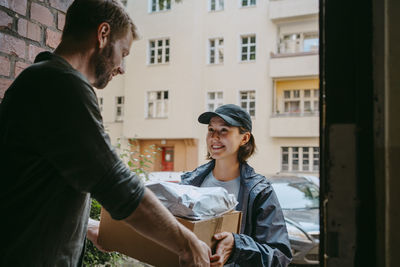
0, 52, 145, 266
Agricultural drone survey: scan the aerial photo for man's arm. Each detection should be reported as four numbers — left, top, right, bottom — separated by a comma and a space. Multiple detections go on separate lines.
88, 188, 211, 266
122, 188, 210, 266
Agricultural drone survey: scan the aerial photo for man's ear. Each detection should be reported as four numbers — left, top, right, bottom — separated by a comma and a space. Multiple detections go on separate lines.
97, 22, 111, 49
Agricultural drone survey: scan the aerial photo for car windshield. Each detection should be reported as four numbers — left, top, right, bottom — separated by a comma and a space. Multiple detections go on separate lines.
272, 182, 319, 209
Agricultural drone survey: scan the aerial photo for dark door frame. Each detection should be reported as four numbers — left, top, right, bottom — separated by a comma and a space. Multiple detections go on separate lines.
319, 0, 392, 266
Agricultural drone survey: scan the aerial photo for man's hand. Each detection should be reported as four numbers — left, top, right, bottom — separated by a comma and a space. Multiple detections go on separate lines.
87, 218, 111, 252
179, 236, 211, 267
210, 232, 234, 267
124, 189, 211, 267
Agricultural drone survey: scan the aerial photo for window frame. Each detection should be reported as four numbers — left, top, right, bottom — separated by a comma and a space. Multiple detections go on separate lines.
206, 91, 224, 111
209, 0, 224, 11
208, 37, 224, 65
281, 146, 320, 172
115, 96, 124, 122
240, 0, 256, 8
240, 34, 256, 62
146, 90, 169, 119
149, 0, 171, 13
148, 38, 170, 65
238, 90, 256, 117
281, 88, 320, 115
278, 31, 319, 54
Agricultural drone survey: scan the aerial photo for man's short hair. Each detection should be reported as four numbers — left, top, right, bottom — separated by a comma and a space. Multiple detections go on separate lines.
62, 0, 138, 42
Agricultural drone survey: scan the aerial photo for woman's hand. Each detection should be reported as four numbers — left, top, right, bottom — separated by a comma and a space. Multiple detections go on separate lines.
210, 232, 235, 267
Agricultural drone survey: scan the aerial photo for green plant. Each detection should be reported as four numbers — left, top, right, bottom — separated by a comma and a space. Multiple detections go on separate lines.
116, 138, 161, 181
83, 199, 123, 266
83, 138, 161, 266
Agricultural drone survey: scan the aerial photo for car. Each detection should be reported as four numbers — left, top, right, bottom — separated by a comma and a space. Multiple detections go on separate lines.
143, 171, 184, 184
276, 172, 320, 187
269, 175, 320, 265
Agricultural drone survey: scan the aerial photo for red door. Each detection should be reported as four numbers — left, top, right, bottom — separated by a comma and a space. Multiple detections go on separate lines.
161, 147, 174, 171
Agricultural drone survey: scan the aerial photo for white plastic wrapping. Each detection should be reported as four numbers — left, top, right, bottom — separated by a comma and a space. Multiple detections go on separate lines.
146, 182, 238, 220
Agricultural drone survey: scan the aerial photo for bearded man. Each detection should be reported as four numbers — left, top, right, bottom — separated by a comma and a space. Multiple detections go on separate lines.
0, 0, 210, 266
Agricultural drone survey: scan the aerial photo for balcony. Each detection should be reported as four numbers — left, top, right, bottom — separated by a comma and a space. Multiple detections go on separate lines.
270, 114, 319, 137
269, 0, 318, 21
269, 51, 318, 78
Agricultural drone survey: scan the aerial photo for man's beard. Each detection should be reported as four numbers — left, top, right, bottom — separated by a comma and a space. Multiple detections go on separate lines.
92, 42, 114, 89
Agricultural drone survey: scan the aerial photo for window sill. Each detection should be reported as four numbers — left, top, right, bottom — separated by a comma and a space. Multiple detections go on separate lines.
207, 62, 224, 66
239, 59, 256, 64
147, 62, 171, 66
208, 9, 224, 13
270, 51, 318, 58
148, 9, 171, 14
240, 5, 257, 9
145, 117, 169, 120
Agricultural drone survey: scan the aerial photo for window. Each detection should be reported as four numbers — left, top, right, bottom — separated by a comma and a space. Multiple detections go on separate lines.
115, 96, 124, 122
313, 147, 320, 171
303, 33, 319, 52
281, 147, 289, 171
207, 91, 223, 111
281, 147, 320, 172
239, 90, 255, 117
241, 0, 256, 7
147, 91, 169, 118
278, 32, 319, 54
150, 0, 171, 12
209, 0, 224, 11
241, 35, 256, 61
283, 89, 319, 114
292, 147, 299, 171
209, 38, 224, 64
149, 39, 170, 64
98, 97, 103, 112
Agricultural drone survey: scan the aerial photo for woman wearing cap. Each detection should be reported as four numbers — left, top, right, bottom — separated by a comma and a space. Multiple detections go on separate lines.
180, 104, 292, 267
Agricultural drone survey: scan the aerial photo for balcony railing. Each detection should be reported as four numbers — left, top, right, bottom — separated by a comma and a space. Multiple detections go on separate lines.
269, 52, 319, 77
269, 114, 319, 137
272, 111, 319, 117
271, 50, 318, 58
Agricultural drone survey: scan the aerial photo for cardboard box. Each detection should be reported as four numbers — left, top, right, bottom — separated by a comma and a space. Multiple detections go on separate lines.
98, 208, 242, 267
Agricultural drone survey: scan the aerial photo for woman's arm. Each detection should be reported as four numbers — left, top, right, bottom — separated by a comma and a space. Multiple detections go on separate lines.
226, 187, 292, 267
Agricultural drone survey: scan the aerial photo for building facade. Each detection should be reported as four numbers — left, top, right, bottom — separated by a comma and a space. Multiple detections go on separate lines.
96, 0, 319, 176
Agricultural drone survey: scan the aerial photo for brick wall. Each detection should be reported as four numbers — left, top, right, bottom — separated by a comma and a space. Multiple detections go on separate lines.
0, 0, 74, 101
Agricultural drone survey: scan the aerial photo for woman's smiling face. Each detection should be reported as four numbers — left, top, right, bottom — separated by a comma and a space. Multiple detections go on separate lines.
207, 116, 247, 161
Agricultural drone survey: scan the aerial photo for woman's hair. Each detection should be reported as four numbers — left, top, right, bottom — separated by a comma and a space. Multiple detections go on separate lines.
62, 0, 138, 42
237, 127, 256, 163
206, 126, 256, 163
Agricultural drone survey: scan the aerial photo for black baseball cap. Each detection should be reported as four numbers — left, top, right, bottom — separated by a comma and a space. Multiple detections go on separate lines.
198, 104, 252, 132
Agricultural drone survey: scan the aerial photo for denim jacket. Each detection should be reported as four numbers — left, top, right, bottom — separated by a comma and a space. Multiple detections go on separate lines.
180, 160, 292, 267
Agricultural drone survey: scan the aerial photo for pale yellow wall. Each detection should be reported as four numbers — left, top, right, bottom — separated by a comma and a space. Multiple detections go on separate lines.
275, 78, 319, 112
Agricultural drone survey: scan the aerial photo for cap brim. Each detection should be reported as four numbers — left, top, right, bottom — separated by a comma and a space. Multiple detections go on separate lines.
198, 112, 242, 127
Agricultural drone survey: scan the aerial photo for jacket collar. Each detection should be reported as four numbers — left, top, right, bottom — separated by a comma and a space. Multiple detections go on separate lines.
181, 160, 262, 188
180, 160, 215, 186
